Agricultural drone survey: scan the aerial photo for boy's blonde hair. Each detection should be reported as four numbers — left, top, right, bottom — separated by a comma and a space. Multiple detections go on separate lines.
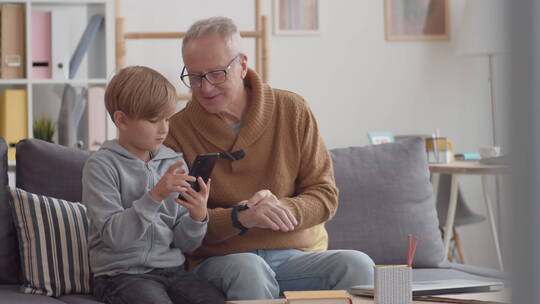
105, 66, 177, 121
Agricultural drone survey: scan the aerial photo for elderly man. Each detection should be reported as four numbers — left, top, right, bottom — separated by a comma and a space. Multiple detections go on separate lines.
164, 16, 374, 300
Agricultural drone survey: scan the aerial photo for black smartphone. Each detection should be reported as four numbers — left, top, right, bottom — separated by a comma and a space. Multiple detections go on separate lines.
178, 153, 220, 200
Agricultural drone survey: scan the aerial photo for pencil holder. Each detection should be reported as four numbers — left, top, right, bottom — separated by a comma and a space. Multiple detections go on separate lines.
425, 137, 453, 163
374, 265, 412, 304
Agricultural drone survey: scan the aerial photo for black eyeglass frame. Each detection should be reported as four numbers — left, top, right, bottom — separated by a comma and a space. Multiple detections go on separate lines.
180, 54, 241, 88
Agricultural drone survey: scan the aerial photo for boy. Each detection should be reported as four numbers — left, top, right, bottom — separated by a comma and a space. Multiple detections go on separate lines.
82, 66, 225, 304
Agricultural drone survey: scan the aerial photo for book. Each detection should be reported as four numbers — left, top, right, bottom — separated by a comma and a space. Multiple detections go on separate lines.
0, 90, 27, 161
31, 10, 52, 79
57, 84, 86, 147
86, 86, 106, 151
69, 15, 104, 78
1, 4, 25, 79
454, 152, 481, 161
479, 155, 510, 166
283, 290, 352, 304
51, 9, 71, 80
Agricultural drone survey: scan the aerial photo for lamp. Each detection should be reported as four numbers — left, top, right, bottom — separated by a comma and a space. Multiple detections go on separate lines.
457, 0, 510, 271
457, 0, 510, 146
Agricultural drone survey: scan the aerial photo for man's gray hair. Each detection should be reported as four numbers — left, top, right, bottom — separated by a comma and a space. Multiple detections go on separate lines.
183, 16, 243, 55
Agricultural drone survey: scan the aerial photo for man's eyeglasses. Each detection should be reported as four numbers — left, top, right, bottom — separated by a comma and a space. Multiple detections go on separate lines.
180, 54, 241, 88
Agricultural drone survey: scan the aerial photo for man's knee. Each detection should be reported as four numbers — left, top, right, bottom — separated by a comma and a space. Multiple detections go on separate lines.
340, 250, 375, 271
196, 253, 279, 300
329, 250, 375, 286
215, 253, 274, 280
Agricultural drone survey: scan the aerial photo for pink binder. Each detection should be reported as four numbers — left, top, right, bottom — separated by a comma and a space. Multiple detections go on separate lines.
87, 86, 107, 151
31, 11, 52, 79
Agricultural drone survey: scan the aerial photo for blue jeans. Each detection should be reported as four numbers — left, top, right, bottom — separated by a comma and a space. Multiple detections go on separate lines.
192, 249, 375, 300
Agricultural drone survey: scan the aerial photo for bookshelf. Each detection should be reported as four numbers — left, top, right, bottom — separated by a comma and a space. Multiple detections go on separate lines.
0, 0, 115, 156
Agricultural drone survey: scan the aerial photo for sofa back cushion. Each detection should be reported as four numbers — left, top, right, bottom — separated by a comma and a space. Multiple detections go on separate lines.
327, 138, 445, 267
0, 137, 20, 283
16, 139, 90, 202
9, 187, 92, 297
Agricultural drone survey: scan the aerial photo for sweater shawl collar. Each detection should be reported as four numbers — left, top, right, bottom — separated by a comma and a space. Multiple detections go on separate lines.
184, 68, 274, 152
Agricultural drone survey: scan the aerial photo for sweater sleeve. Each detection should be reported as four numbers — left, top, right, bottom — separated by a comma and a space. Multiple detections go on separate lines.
172, 212, 208, 252
279, 98, 339, 230
82, 157, 162, 251
203, 207, 243, 244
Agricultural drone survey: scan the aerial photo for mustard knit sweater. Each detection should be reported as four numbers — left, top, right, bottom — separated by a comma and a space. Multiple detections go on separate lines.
164, 69, 338, 266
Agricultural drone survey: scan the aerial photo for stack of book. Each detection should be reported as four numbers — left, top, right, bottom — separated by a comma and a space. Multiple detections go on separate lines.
0, 4, 107, 153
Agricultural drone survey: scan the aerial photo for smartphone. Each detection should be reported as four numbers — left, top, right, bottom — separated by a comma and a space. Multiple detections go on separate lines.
178, 153, 220, 200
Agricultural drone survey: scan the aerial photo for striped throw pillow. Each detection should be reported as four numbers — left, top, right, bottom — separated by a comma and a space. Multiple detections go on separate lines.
9, 188, 92, 297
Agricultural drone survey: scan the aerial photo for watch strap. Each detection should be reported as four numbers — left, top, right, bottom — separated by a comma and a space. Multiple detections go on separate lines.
231, 204, 249, 235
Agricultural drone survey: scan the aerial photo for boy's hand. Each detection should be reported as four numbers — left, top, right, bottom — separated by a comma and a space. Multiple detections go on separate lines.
176, 177, 210, 222
149, 161, 195, 202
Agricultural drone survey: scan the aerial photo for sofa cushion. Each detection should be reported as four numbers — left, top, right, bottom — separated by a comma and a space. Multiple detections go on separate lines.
16, 138, 90, 202
0, 285, 68, 303
9, 187, 92, 297
327, 137, 445, 267
0, 137, 20, 284
58, 294, 104, 304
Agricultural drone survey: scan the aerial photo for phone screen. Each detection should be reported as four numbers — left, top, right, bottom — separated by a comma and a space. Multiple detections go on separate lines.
188, 153, 219, 191
178, 153, 219, 200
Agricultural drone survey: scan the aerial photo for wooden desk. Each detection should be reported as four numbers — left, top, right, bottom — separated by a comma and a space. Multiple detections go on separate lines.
227, 289, 510, 303
429, 161, 509, 271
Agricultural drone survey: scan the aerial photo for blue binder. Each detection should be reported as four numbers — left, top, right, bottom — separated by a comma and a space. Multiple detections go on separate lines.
69, 14, 104, 78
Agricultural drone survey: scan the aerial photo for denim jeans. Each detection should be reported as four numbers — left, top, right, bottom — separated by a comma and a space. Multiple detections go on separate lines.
193, 249, 375, 300
93, 266, 225, 304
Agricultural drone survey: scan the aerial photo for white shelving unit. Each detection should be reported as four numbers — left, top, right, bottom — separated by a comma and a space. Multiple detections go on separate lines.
0, 0, 115, 144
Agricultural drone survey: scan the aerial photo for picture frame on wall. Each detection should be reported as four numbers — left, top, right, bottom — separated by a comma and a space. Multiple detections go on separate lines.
273, 0, 320, 35
384, 0, 449, 41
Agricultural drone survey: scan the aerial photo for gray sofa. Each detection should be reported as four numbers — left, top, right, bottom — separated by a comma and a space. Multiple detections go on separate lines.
0, 137, 504, 303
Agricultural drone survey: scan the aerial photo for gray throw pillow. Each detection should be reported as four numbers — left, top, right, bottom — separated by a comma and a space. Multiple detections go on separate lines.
0, 137, 20, 283
327, 137, 445, 267
15, 138, 90, 202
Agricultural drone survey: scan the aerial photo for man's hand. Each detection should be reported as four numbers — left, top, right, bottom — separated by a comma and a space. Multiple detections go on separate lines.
237, 190, 298, 232
149, 161, 195, 201
176, 177, 210, 222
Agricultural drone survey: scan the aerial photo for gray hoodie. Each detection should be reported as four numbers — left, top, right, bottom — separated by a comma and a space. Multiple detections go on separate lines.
82, 140, 207, 277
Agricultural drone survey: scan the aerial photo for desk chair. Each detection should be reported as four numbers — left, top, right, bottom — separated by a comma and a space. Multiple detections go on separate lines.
393, 135, 486, 264
435, 174, 486, 263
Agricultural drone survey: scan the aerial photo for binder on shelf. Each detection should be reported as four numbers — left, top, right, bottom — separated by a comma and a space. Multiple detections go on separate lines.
0, 90, 28, 161
86, 86, 106, 151
70, 15, 104, 79
1, 4, 26, 79
31, 10, 52, 79
51, 9, 70, 80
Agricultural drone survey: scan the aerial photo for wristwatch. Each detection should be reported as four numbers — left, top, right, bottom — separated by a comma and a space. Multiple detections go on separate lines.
231, 204, 250, 235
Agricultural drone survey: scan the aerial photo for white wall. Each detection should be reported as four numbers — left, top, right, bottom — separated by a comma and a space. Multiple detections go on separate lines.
119, 0, 510, 269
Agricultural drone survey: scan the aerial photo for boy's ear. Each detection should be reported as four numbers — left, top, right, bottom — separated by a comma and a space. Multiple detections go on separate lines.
113, 110, 128, 130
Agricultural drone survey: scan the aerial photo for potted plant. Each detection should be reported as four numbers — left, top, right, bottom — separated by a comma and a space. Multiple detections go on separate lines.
33, 117, 56, 143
